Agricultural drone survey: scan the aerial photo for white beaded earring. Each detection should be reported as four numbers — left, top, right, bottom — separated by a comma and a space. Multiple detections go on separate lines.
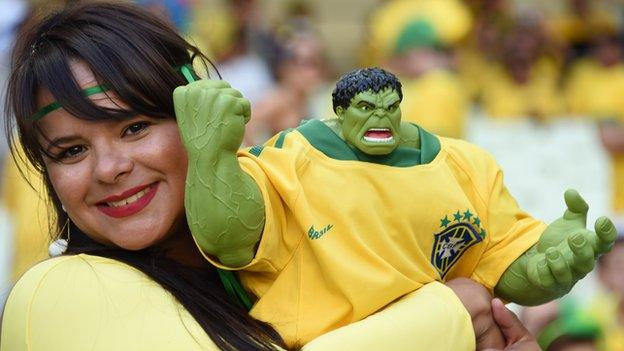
49, 218, 70, 257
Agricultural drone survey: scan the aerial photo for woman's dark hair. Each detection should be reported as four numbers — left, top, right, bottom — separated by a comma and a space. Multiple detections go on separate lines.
4, 2, 284, 350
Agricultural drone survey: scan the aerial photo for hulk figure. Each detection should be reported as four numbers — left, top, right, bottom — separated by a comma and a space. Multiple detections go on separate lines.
174, 67, 617, 346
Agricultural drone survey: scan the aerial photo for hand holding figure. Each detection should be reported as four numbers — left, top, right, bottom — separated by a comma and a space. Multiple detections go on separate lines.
482, 299, 541, 351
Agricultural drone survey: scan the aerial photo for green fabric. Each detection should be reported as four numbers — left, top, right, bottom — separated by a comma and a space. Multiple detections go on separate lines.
31, 63, 198, 120
274, 129, 293, 149
31, 85, 109, 120
296, 119, 440, 167
249, 145, 264, 157
217, 269, 253, 311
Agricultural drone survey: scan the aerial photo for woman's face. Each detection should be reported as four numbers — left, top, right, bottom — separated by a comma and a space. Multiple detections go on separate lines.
37, 61, 189, 250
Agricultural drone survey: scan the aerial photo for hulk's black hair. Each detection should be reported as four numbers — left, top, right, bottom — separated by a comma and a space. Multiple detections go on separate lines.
331, 67, 403, 113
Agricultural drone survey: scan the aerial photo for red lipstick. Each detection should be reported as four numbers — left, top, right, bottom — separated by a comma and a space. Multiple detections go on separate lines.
96, 182, 159, 218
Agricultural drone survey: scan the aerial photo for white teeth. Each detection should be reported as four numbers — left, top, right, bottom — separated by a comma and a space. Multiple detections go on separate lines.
364, 136, 394, 143
106, 187, 151, 208
368, 128, 390, 132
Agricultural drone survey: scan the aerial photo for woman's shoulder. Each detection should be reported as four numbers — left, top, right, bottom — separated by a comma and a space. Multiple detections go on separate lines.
1, 254, 214, 351
2, 254, 151, 336
6, 254, 148, 300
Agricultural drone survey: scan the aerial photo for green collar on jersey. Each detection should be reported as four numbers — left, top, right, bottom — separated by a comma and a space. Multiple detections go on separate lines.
296, 119, 440, 167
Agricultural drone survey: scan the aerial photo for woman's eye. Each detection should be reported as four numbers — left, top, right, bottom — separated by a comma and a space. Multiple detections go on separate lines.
59, 145, 86, 159
123, 121, 150, 136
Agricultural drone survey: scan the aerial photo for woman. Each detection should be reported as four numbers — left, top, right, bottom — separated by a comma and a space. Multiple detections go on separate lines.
0, 2, 539, 350
1, 3, 284, 350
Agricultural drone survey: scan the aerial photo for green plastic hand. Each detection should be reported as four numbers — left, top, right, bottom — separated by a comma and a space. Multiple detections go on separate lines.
174, 80, 251, 154
495, 189, 617, 306
174, 80, 265, 267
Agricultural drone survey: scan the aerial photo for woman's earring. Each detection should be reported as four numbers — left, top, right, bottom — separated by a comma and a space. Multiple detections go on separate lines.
49, 219, 70, 257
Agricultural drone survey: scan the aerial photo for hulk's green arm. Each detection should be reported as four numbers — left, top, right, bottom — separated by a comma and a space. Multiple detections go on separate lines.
494, 190, 617, 305
173, 80, 265, 267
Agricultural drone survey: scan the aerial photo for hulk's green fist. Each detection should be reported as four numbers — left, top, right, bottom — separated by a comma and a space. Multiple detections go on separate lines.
496, 189, 617, 305
174, 79, 251, 154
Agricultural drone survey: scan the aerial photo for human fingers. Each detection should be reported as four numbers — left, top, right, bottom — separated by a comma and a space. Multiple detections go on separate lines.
568, 232, 595, 276
594, 216, 617, 254
491, 299, 541, 351
545, 247, 573, 287
562, 189, 588, 225
490, 299, 525, 344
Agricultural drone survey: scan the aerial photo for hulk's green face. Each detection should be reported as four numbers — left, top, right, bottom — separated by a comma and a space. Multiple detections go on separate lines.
336, 88, 402, 155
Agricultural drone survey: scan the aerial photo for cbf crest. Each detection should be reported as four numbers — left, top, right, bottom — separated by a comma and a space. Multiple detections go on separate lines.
431, 210, 486, 278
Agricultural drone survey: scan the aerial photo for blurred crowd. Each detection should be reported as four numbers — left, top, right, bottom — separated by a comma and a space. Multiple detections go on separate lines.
2, 0, 624, 350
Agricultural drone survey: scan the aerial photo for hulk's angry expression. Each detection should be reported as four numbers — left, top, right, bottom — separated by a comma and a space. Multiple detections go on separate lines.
335, 88, 402, 155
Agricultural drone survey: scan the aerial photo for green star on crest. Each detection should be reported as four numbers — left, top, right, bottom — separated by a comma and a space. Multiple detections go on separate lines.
473, 217, 481, 226
480, 228, 487, 238
463, 210, 473, 221
453, 211, 462, 222
440, 215, 451, 228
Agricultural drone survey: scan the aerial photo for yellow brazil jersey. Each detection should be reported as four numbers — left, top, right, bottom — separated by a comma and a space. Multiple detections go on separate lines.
1, 254, 219, 351
209, 120, 545, 347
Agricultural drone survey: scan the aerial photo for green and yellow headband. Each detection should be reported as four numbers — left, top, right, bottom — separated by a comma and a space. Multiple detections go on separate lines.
31, 64, 198, 120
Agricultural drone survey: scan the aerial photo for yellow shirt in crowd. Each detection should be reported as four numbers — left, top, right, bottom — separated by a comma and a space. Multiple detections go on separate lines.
479, 59, 564, 119
363, 0, 472, 65
210, 121, 544, 347
400, 69, 469, 139
566, 60, 624, 213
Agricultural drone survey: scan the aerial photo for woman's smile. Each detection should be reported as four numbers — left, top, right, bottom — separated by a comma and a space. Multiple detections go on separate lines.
96, 182, 160, 218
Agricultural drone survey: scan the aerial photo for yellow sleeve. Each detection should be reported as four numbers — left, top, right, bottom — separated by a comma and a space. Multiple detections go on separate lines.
1, 255, 216, 351
301, 282, 475, 351
470, 154, 545, 292
1, 256, 105, 351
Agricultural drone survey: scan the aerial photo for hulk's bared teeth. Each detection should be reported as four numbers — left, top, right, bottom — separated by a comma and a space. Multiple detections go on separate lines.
106, 187, 151, 208
363, 136, 394, 143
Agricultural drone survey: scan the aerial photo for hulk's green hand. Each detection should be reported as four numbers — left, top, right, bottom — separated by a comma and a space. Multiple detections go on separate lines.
174, 79, 250, 154
174, 80, 264, 267
495, 189, 617, 305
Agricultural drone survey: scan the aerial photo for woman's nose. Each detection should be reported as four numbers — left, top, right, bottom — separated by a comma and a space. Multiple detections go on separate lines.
93, 147, 134, 184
